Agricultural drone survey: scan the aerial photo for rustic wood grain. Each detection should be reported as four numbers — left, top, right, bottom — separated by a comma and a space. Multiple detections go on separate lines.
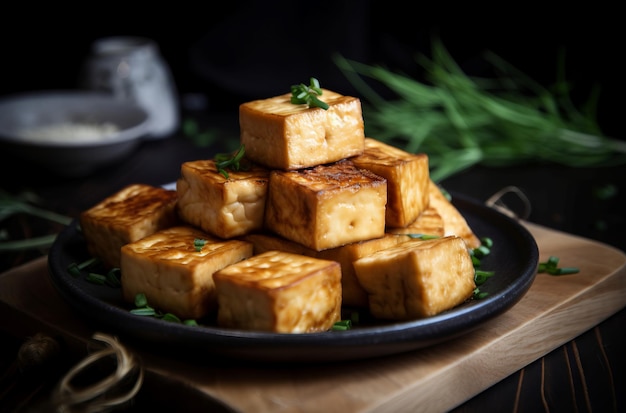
0, 222, 624, 413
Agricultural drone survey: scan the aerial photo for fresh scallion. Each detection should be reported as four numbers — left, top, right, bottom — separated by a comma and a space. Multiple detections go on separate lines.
538, 256, 580, 275
333, 40, 626, 182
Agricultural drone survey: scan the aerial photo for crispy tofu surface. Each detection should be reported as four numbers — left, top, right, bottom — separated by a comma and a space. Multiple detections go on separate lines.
120, 225, 253, 320
214, 250, 342, 333
243, 232, 408, 307
354, 236, 476, 320
176, 159, 269, 239
239, 89, 365, 170
79, 184, 179, 269
264, 159, 387, 251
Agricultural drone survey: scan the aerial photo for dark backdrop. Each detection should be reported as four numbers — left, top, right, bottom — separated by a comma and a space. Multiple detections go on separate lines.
1, 2, 621, 139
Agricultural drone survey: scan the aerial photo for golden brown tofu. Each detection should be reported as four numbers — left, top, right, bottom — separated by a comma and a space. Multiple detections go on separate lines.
264, 159, 387, 251
386, 207, 445, 238
242, 232, 408, 307
120, 225, 253, 320
79, 184, 179, 269
353, 236, 476, 320
239, 89, 365, 170
213, 250, 342, 333
351, 138, 430, 227
428, 180, 481, 249
316, 234, 410, 307
176, 159, 270, 239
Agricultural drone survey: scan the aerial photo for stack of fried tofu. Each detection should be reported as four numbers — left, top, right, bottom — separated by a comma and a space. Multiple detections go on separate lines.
80, 87, 481, 333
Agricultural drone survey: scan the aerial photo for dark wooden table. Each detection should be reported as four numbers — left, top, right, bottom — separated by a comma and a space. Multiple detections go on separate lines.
1, 109, 624, 412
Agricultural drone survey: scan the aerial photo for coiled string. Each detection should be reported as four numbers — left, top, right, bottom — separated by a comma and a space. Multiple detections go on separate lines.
51, 333, 143, 413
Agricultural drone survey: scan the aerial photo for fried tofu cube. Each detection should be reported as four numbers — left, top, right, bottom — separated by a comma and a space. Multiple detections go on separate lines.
386, 207, 445, 238
428, 180, 481, 249
213, 250, 342, 333
79, 184, 179, 269
239, 89, 365, 170
316, 234, 410, 307
351, 138, 430, 227
176, 159, 270, 239
264, 159, 387, 251
120, 225, 253, 320
242, 232, 408, 307
353, 236, 476, 320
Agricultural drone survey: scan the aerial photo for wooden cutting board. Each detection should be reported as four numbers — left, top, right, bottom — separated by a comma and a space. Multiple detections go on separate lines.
1, 221, 625, 413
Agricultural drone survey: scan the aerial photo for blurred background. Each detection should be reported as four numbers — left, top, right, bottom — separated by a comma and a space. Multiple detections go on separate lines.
1, 2, 621, 138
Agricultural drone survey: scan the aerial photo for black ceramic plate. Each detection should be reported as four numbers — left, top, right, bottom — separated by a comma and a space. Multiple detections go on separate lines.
48, 192, 538, 364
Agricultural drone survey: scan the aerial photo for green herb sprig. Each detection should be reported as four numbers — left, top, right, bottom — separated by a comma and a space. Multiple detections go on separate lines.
290, 77, 329, 110
334, 41, 626, 182
538, 256, 580, 275
0, 190, 73, 252
214, 144, 248, 179
471, 237, 494, 299
131, 293, 198, 326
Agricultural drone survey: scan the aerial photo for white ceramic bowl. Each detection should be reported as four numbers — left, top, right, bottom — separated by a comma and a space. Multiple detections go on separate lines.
0, 91, 150, 176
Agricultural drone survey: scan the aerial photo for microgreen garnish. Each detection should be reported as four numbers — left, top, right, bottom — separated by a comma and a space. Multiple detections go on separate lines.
194, 238, 207, 252
290, 77, 329, 110
538, 256, 580, 275
214, 144, 247, 179
130, 293, 198, 325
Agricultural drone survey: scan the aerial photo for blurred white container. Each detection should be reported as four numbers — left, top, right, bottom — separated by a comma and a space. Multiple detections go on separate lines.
80, 36, 179, 139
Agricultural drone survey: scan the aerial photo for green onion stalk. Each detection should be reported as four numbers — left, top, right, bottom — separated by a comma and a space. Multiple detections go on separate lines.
334, 39, 626, 182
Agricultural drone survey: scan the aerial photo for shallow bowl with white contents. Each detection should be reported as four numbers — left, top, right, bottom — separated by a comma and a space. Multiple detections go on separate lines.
0, 91, 150, 176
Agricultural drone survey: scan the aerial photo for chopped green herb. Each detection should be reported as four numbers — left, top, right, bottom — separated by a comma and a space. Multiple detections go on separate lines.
130, 307, 157, 316
194, 238, 207, 252
131, 293, 198, 326
471, 237, 495, 299
290, 77, 329, 110
332, 319, 352, 330
134, 293, 149, 308
86, 272, 106, 285
214, 144, 248, 179
538, 256, 580, 275
473, 287, 489, 300
474, 270, 495, 285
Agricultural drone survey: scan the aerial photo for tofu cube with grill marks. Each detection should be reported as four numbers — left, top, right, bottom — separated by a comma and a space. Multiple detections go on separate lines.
213, 250, 342, 333
120, 225, 253, 320
242, 232, 409, 307
239, 89, 365, 170
79, 184, 179, 269
351, 138, 430, 228
177, 159, 269, 239
264, 159, 387, 251
354, 236, 476, 320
